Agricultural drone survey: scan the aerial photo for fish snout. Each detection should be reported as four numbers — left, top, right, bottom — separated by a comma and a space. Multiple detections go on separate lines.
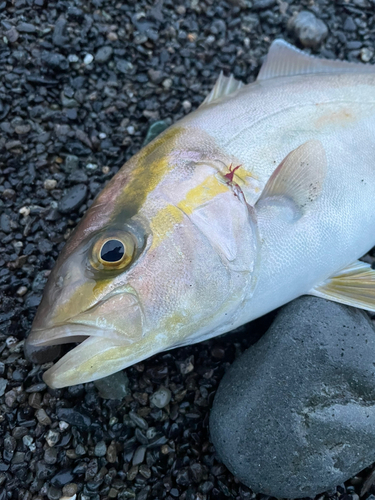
25, 289, 145, 387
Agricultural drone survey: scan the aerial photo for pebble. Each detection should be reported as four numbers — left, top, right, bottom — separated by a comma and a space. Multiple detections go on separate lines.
35, 408, 52, 426
56, 407, 91, 428
143, 120, 169, 146
51, 469, 75, 488
210, 297, 375, 498
44, 447, 58, 465
45, 430, 60, 447
83, 54, 94, 65
116, 60, 133, 74
95, 46, 113, 63
94, 441, 107, 457
361, 47, 374, 63
17, 22, 36, 33
132, 445, 147, 466
150, 387, 171, 408
289, 10, 328, 49
44, 179, 57, 190
5, 27, 19, 43
93, 371, 129, 399
62, 484, 78, 497
59, 184, 88, 214
63, 155, 79, 172
0, 378, 7, 396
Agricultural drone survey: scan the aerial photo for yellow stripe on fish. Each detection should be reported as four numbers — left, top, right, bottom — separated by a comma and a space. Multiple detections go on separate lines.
113, 127, 184, 222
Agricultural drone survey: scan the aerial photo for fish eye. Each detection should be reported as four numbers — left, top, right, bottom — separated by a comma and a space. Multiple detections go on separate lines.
100, 239, 125, 263
91, 233, 136, 270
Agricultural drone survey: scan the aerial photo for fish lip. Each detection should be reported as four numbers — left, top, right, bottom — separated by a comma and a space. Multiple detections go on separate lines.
26, 322, 131, 347
27, 285, 141, 348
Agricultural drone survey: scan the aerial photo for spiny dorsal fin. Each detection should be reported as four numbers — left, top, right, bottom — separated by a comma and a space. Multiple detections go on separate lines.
257, 39, 375, 81
201, 71, 244, 107
257, 139, 327, 213
310, 261, 375, 312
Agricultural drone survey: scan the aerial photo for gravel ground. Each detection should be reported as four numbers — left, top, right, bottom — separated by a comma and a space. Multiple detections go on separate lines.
1, 1, 375, 499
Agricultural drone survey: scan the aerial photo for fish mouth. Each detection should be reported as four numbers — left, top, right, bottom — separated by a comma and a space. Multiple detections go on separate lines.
25, 289, 146, 389
26, 323, 136, 389
27, 322, 131, 347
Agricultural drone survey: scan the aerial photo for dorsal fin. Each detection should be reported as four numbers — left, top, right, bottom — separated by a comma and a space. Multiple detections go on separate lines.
200, 71, 244, 107
257, 39, 375, 81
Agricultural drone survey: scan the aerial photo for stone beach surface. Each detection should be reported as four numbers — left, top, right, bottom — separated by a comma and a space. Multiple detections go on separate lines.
1, 1, 375, 500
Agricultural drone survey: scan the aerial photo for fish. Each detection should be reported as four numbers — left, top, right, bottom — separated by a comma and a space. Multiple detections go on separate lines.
25, 39, 375, 388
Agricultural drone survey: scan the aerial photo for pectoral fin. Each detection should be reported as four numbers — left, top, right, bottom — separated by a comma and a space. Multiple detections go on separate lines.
310, 261, 375, 312
256, 140, 327, 215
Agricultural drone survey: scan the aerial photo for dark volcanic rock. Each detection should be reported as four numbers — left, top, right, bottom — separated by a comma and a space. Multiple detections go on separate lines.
210, 297, 375, 498
59, 184, 87, 213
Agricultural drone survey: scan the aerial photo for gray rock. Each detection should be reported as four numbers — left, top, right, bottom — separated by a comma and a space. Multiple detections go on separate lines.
95, 46, 113, 63
59, 184, 87, 214
0, 378, 7, 397
210, 297, 375, 498
17, 22, 36, 33
252, 0, 275, 10
94, 371, 130, 399
150, 388, 171, 408
63, 155, 79, 173
94, 441, 107, 457
289, 10, 328, 49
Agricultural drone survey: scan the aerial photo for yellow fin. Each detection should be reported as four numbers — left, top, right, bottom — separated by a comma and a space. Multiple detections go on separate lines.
310, 261, 375, 312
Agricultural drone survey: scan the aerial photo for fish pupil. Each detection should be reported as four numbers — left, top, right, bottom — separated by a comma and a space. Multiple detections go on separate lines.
100, 240, 125, 263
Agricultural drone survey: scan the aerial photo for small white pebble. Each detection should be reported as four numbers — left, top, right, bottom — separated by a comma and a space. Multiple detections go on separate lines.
6, 337, 18, 348
107, 32, 118, 41
59, 496, 77, 500
98, 132, 107, 139
44, 179, 57, 190
182, 100, 192, 112
16, 285, 28, 296
86, 163, 98, 170
45, 429, 60, 447
13, 241, 23, 250
19, 206, 30, 217
127, 125, 135, 135
68, 54, 79, 63
83, 53, 94, 65
162, 78, 172, 90
102, 166, 110, 174
361, 47, 374, 63
176, 5, 186, 15
59, 420, 70, 431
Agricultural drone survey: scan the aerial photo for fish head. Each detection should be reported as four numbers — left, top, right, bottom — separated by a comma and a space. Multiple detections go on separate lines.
26, 127, 257, 388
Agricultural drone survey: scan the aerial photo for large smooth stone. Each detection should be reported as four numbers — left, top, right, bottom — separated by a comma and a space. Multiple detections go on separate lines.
210, 297, 375, 498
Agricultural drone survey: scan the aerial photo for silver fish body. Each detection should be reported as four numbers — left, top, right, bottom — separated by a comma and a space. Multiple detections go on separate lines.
25, 40, 375, 387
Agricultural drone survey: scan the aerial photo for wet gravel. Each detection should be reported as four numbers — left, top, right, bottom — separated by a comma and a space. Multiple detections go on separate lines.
1, 0, 375, 499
